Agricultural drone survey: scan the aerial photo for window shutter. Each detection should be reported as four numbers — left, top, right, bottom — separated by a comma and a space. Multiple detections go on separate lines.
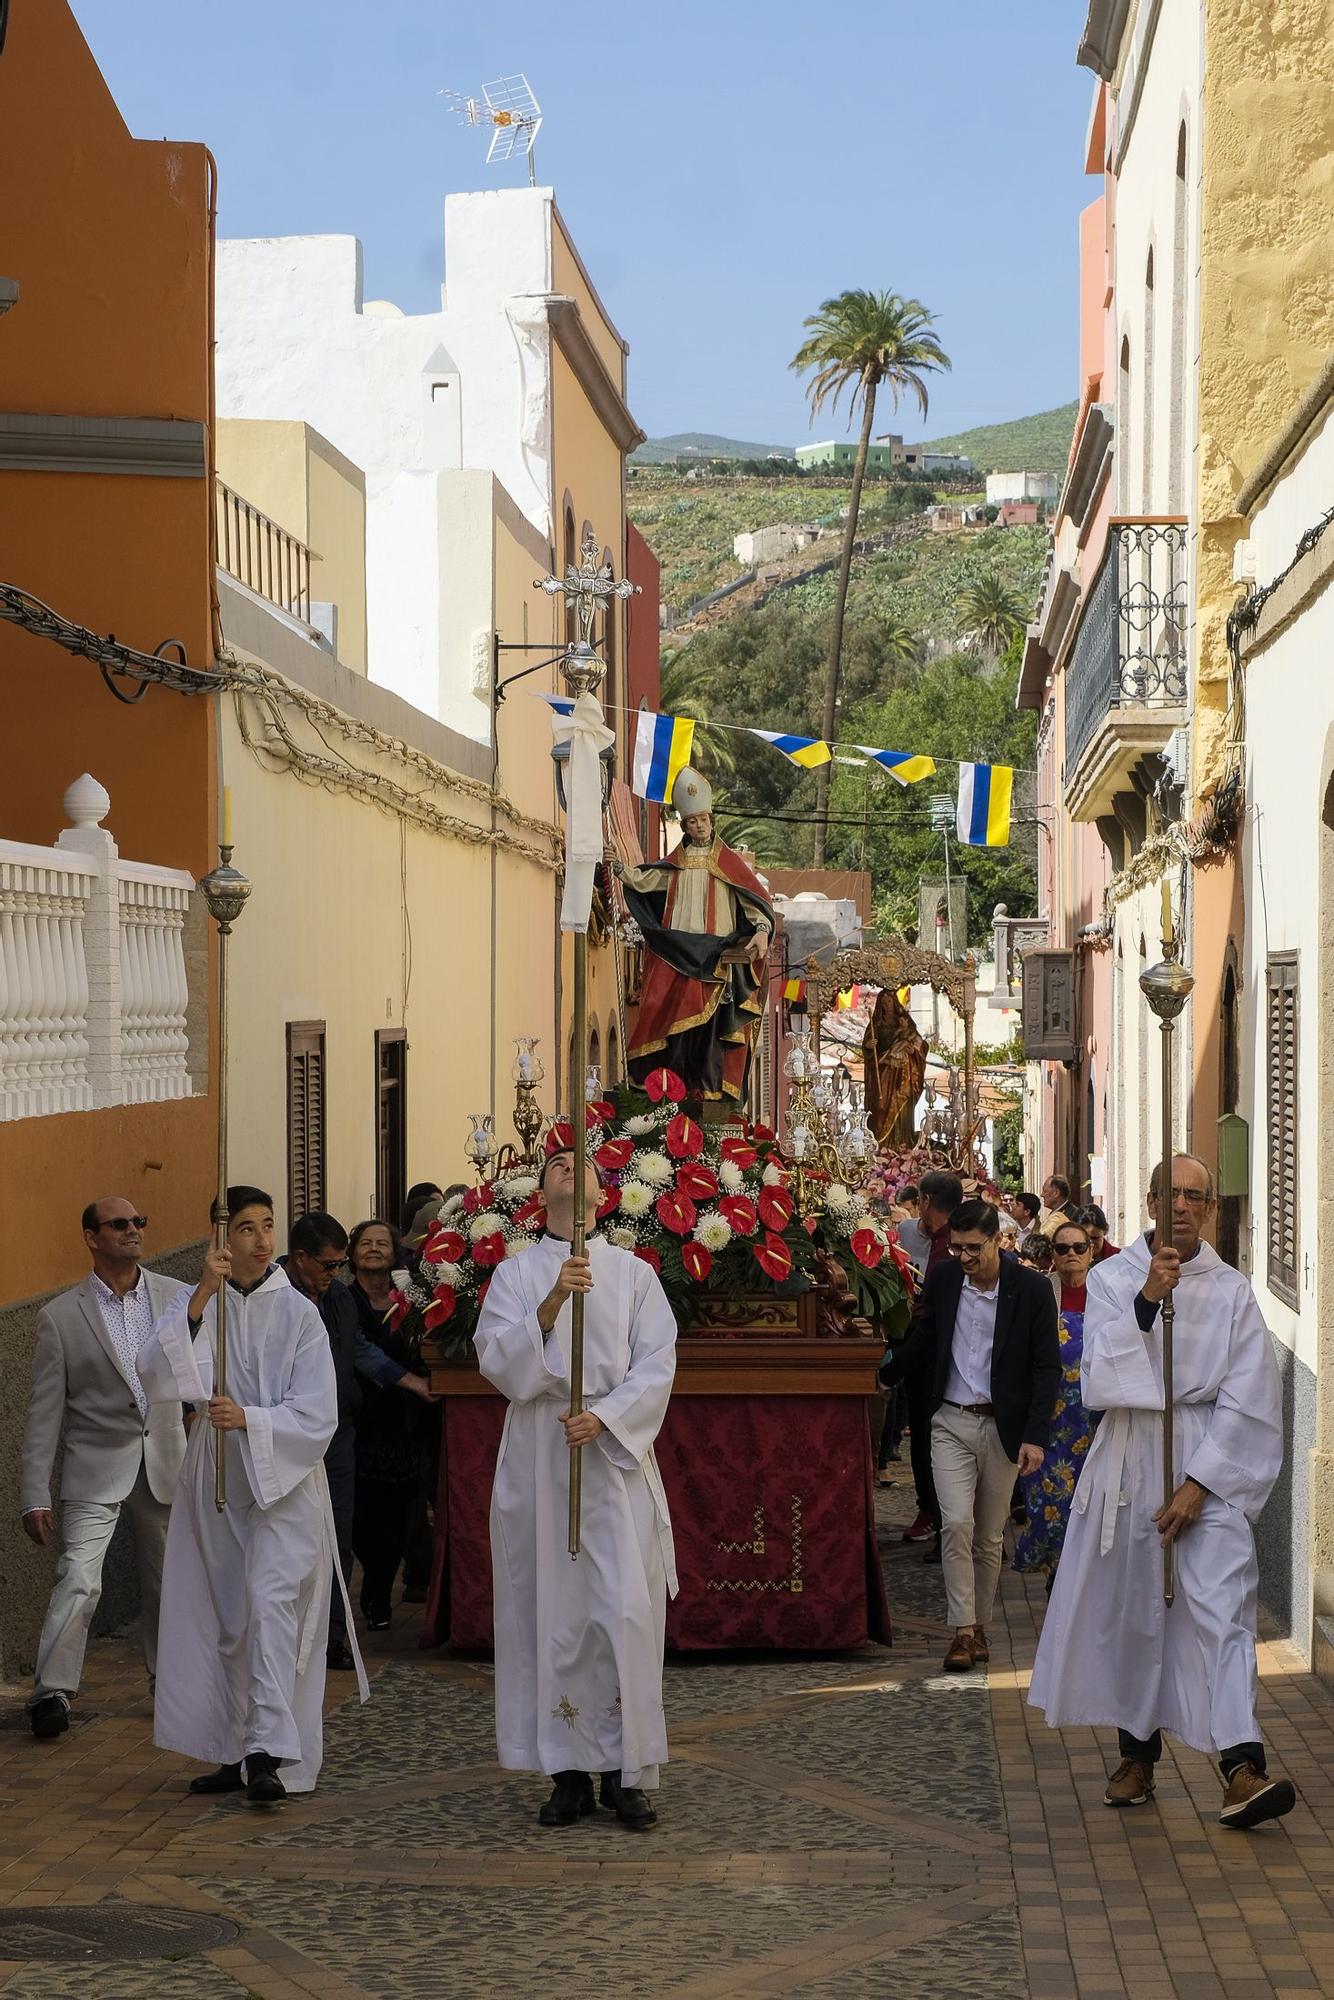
287, 1022, 326, 1220
1265, 956, 1298, 1306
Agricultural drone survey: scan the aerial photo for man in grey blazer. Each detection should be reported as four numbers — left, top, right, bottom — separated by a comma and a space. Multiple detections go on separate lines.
21, 1197, 191, 1739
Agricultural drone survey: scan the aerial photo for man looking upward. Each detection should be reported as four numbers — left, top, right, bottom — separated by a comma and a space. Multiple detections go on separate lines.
474, 1147, 677, 1831
1029, 1155, 1295, 1829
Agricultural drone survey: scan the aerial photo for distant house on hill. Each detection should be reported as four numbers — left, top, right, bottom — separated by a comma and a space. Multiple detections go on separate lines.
998, 499, 1041, 527
733, 523, 816, 565
796, 439, 897, 471
875, 432, 975, 475
985, 469, 1058, 505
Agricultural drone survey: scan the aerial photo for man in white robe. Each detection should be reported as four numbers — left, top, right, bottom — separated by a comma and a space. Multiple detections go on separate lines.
137, 1185, 365, 1806
1029, 1154, 1295, 1830
474, 1146, 677, 1830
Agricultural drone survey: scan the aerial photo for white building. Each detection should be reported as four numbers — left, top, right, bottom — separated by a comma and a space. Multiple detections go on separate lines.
732, 523, 813, 566
215, 188, 641, 739
985, 470, 1058, 505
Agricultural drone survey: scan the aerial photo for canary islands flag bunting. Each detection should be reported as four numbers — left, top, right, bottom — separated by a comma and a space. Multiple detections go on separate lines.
750, 729, 832, 769
631, 710, 695, 803
858, 745, 936, 785
957, 762, 1013, 847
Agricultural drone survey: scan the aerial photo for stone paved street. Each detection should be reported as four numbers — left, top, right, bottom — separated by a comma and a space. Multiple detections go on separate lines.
0, 1473, 1331, 1999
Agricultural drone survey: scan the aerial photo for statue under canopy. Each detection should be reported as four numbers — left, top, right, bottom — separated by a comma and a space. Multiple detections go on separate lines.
862, 986, 927, 1147
618, 767, 774, 1105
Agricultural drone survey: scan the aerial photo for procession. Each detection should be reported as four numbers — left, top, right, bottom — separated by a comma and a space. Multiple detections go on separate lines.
4, 2, 1334, 1996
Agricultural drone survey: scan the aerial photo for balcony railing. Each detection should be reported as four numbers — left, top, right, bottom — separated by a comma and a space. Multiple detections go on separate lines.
216, 478, 312, 622
1065, 521, 1189, 777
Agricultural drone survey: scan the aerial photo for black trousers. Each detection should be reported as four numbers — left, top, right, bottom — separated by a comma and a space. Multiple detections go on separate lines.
324, 1423, 356, 1643
1118, 1728, 1264, 1779
904, 1361, 940, 1530
353, 1474, 418, 1621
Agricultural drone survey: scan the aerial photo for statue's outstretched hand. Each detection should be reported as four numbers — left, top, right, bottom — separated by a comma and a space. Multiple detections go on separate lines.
744, 930, 769, 966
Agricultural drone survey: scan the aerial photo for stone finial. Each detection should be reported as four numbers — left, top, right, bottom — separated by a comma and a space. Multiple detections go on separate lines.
63, 774, 111, 829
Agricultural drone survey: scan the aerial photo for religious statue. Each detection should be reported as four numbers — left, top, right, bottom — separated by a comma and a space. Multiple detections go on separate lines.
617, 767, 774, 1106
861, 986, 927, 1147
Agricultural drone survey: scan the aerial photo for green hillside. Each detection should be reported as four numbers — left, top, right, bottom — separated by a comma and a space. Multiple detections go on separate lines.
632, 431, 795, 465
921, 402, 1078, 476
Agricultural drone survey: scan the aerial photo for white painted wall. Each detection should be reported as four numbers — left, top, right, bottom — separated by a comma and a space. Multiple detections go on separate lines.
215, 190, 566, 738
986, 471, 1058, 505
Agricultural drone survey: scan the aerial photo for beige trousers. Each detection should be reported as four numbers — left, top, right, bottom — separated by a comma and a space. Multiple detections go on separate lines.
930, 1403, 1017, 1629
30, 1462, 168, 1702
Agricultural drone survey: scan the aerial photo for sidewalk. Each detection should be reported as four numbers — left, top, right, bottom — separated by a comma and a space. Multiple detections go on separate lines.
0, 1476, 1328, 1998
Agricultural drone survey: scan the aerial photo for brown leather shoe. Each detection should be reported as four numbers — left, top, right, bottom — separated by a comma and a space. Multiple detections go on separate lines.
1103, 1758, 1155, 1807
972, 1626, 990, 1664
942, 1629, 976, 1672
1218, 1761, 1296, 1830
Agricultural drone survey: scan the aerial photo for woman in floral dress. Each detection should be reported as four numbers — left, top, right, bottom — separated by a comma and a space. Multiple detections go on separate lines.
1014, 1221, 1098, 1584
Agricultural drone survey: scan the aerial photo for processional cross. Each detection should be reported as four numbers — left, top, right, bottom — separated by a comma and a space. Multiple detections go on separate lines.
532, 530, 639, 1558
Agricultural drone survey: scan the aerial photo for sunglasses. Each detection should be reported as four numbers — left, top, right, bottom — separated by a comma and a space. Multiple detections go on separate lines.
309, 1255, 344, 1274
99, 1215, 148, 1233
1053, 1241, 1090, 1255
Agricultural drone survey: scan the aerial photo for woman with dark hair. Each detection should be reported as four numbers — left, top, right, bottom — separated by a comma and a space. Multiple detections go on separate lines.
347, 1218, 433, 1630
1078, 1204, 1119, 1262
1014, 1221, 1099, 1588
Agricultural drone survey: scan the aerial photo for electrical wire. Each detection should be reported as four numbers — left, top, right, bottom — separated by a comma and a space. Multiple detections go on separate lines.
0, 580, 222, 695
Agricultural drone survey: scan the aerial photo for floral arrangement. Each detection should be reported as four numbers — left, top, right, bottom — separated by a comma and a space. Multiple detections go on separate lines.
390, 1067, 911, 1362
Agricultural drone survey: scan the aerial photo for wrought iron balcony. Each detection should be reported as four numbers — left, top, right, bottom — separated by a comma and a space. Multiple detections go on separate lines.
1063, 520, 1188, 820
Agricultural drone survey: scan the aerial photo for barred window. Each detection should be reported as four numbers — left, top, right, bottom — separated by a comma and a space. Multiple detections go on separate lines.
1266, 955, 1298, 1306
286, 1022, 326, 1222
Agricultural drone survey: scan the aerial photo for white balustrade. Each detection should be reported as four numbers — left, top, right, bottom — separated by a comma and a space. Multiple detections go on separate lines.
0, 775, 197, 1121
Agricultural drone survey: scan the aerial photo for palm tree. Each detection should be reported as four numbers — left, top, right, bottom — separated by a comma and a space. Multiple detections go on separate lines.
658, 647, 737, 776
959, 574, 1025, 660
791, 291, 950, 863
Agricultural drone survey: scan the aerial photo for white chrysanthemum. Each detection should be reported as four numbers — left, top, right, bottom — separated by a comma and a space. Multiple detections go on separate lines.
495, 1173, 538, 1207
468, 1210, 504, 1240
823, 1182, 857, 1214
607, 1225, 639, 1251
503, 1236, 532, 1259
440, 1193, 466, 1219
762, 1162, 785, 1186
718, 1159, 744, 1193
432, 1261, 463, 1289
853, 1216, 878, 1237
693, 1210, 733, 1254
632, 1149, 673, 1186
617, 1179, 655, 1218
625, 1113, 659, 1136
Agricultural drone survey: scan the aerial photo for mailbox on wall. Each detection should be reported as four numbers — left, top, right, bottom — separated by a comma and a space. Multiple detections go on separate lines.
1020, 950, 1078, 1063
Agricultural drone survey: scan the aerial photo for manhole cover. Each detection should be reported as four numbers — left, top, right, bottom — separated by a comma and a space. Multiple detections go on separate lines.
0, 1905, 238, 1961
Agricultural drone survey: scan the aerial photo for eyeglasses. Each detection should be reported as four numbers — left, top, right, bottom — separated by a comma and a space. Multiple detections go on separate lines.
311, 1256, 344, 1274
99, 1215, 148, 1233
1156, 1186, 1209, 1207
947, 1242, 987, 1258
1053, 1241, 1090, 1256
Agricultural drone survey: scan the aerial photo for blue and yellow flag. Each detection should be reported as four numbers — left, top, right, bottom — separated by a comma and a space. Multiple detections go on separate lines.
858, 745, 936, 785
956, 762, 1013, 847
631, 710, 695, 803
750, 729, 831, 770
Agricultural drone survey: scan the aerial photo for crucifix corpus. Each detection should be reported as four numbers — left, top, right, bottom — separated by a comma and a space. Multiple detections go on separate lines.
535, 530, 638, 1557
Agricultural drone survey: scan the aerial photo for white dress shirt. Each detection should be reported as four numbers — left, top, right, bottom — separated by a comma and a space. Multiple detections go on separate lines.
90, 1269, 153, 1420
942, 1272, 1000, 1406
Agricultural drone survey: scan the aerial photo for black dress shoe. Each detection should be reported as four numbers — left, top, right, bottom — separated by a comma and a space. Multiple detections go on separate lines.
326, 1639, 355, 1670
599, 1773, 658, 1830
188, 1762, 244, 1796
538, 1770, 595, 1826
245, 1753, 286, 1805
366, 1614, 391, 1633
29, 1694, 70, 1741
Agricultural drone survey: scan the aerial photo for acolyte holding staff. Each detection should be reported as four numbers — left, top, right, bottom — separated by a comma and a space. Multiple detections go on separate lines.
1029, 885, 1297, 1831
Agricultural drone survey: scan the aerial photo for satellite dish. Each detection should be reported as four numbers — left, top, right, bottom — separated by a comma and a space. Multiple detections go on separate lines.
441, 75, 543, 187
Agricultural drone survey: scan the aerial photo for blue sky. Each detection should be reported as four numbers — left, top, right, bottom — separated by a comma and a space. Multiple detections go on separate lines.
77, 0, 1094, 447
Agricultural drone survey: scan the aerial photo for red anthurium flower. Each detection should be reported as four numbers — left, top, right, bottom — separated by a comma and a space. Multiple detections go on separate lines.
720, 1136, 758, 1169
644, 1067, 686, 1104
634, 1245, 662, 1273
477, 1277, 492, 1305
545, 1121, 574, 1154
513, 1194, 546, 1228
888, 1241, 917, 1293
422, 1285, 457, 1331
587, 1098, 617, 1125
750, 1122, 776, 1143
804, 1215, 819, 1236
676, 1160, 719, 1201
665, 1111, 704, 1159
461, 1187, 482, 1216
682, 1240, 713, 1283
655, 1190, 697, 1237
753, 1232, 793, 1283
718, 1193, 758, 1236
851, 1228, 885, 1270
471, 1231, 507, 1269
596, 1185, 620, 1221
596, 1136, 636, 1172
421, 1226, 466, 1266
385, 1289, 410, 1333
757, 1185, 794, 1232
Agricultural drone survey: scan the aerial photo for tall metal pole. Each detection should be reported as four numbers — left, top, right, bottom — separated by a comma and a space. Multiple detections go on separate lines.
198, 800, 253, 1514
1139, 882, 1193, 1607
568, 935, 588, 1558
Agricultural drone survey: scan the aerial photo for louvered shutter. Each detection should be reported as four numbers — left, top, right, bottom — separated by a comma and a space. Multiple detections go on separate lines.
1266, 956, 1298, 1306
287, 1022, 326, 1220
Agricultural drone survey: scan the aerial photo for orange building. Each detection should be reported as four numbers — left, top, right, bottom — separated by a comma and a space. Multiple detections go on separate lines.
0, 1, 218, 1665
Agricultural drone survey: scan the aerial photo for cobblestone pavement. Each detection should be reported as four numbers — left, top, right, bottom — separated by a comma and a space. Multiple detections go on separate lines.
0, 1469, 1331, 1997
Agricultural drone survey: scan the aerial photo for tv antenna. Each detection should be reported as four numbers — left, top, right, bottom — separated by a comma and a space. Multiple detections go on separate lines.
442, 75, 543, 187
